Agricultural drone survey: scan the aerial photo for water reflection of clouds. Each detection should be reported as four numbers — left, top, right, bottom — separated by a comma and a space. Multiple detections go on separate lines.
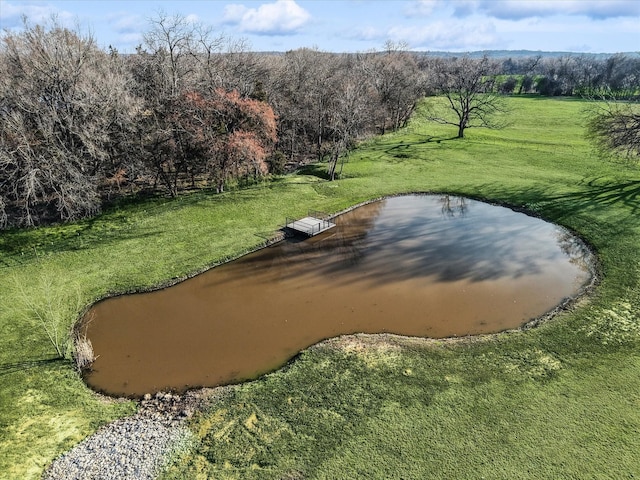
204, 195, 590, 288
332, 196, 579, 286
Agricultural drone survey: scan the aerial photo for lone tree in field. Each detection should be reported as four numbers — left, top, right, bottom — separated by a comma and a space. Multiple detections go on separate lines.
587, 101, 640, 158
427, 55, 508, 138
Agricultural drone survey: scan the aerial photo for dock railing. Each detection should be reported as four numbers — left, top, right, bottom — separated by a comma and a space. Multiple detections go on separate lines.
284, 212, 335, 237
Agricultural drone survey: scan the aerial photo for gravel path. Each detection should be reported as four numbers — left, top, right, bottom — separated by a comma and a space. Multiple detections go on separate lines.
42, 392, 206, 480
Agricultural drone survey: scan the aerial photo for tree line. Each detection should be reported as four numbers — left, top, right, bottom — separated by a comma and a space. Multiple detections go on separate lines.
0, 17, 428, 228
1, 15, 638, 229
494, 53, 640, 97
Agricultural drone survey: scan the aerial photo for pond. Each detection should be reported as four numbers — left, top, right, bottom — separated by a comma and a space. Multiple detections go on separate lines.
83, 195, 594, 397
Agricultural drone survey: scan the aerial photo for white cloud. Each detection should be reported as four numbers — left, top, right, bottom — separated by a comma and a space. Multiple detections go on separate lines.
475, 0, 640, 20
407, 0, 640, 20
346, 25, 384, 42
108, 12, 144, 34
388, 20, 501, 51
404, 0, 441, 16
0, 0, 74, 29
223, 4, 248, 23
451, 1, 481, 17
184, 13, 199, 24
405, 0, 479, 18
222, 0, 311, 35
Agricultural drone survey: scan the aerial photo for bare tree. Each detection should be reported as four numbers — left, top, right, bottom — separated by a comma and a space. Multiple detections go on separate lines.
326, 55, 375, 180
0, 20, 140, 227
133, 12, 274, 195
132, 12, 204, 195
588, 101, 640, 158
516, 55, 541, 94
427, 55, 509, 138
142, 11, 200, 98
1, 17, 443, 226
531, 54, 640, 97
364, 46, 427, 133
600, 54, 640, 98
216, 39, 269, 98
268, 48, 337, 164
13, 269, 83, 360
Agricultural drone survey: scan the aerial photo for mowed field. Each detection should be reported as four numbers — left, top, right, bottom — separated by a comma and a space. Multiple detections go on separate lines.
1, 96, 639, 479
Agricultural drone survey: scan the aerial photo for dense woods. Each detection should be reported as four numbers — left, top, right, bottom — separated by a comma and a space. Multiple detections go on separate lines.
1, 17, 639, 228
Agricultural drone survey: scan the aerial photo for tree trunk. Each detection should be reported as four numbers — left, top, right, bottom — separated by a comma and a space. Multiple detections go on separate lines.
328, 150, 338, 181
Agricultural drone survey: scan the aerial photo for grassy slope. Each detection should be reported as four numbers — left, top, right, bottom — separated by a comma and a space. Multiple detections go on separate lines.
1, 97, 639, 479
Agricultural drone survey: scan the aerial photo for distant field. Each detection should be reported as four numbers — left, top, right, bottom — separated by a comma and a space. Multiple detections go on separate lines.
1, 96, 639, 479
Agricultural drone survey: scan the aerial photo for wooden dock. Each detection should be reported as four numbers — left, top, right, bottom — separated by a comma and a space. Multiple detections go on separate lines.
285, 215, 336, 237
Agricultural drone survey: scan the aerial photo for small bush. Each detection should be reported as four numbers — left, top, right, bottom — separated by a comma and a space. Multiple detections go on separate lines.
73, 333, 96, 371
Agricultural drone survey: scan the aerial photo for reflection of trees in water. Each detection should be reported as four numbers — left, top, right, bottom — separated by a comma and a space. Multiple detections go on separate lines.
279, 200, 385, 273
203, 200, 387, 286
555, 228, 589, 269
325, 200, 385, 267
440, 195, 468, 218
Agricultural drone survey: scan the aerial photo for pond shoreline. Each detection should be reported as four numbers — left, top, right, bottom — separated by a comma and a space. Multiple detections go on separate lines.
52, 276, 600, 479
57, 192, 601, 476
77, 192, 601, 398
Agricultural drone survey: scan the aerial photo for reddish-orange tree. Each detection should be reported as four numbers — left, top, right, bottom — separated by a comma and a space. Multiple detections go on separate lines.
172, 88, 276, 192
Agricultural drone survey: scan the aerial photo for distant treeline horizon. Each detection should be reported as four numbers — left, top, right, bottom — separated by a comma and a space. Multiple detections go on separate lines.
249, 49, 640, 59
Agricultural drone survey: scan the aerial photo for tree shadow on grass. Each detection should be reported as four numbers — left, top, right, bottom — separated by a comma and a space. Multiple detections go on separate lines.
483, 177, 640, 220
488, 177, 640, 291
0, 189, 228, 267
385, 134, 458, 151
355, 134, 459, 163
296, 163, 330, 180
0, 357, 66, 377
0, 227, 162, 270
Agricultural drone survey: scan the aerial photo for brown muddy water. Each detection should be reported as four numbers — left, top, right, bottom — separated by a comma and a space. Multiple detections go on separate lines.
83, 195, 593, 397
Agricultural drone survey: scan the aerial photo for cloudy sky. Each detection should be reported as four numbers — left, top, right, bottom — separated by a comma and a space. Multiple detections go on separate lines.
1, 0, 639, 53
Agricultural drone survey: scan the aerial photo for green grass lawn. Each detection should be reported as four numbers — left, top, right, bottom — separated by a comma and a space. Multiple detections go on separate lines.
1, 96, 639, 479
